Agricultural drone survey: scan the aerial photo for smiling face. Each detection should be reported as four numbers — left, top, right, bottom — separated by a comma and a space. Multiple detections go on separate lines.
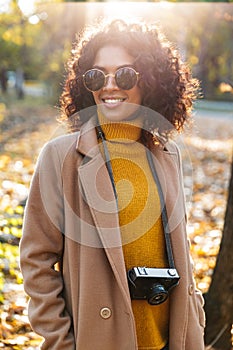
92, 45, 142, 122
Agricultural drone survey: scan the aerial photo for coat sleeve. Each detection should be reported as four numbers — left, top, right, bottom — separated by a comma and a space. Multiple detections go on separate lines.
19, 140, 75, 350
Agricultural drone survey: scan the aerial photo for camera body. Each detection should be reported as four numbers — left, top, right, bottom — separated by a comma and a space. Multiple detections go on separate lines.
127, 267, 180, 305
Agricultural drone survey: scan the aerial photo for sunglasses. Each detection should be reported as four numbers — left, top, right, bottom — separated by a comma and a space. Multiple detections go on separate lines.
82, 67, 139, 92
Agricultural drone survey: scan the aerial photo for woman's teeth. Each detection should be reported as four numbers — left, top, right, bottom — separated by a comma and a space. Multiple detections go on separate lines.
103, 98, 124, 104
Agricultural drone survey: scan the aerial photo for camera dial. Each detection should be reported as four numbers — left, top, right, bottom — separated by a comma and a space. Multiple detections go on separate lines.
148, 284, 168, 305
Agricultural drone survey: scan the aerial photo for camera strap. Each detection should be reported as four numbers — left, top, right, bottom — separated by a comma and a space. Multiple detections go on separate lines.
96, 124, 175, 269
96, 125, 119, 206
146, 149, 175, 269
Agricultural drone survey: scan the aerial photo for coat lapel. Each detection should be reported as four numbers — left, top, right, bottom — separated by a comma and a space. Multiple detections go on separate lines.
76, 118, 131, 300
149, 143, 186, 234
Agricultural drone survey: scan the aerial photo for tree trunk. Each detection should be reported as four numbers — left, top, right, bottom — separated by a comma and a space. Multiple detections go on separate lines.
204, 159, 233, 349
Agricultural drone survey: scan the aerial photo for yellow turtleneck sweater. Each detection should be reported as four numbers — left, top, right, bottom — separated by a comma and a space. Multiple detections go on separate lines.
98, 112, 169, 350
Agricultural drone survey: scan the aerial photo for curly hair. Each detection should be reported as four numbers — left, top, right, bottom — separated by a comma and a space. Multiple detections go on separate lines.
59, 18, 199, 135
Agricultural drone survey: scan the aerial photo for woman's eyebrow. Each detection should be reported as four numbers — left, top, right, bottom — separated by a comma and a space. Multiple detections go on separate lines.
92, 64, 135, 71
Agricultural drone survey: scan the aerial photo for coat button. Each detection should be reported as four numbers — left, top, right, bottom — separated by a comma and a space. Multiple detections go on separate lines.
189, 284, 194, 295
100, 307, 112, 319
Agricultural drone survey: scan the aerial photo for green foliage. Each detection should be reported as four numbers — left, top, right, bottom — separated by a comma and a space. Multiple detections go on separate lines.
179, 5, 233, 100
0, 3, 42, 79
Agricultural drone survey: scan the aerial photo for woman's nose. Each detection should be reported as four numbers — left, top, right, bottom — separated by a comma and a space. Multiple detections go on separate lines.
103, 74, 119, 90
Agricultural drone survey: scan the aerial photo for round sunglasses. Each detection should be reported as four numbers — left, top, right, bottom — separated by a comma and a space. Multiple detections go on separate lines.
82, 67, 139, 92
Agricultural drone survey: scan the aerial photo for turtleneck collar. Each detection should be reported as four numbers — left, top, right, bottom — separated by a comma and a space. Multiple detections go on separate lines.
97, 110, 143, 143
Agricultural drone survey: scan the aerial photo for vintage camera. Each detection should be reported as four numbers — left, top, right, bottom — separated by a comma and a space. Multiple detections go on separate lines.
127, 267, 180, 305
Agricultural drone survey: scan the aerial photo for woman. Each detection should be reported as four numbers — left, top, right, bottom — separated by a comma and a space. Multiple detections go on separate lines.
20, 19, 205, 350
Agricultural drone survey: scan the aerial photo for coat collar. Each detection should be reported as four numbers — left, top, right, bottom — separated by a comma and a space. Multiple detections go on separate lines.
75, 115, 171, 157
75, 115, 99, 158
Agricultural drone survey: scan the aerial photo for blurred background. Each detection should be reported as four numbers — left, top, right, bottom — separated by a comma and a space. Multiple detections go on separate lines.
0, 1, 232, 349
1, 0, 233, 103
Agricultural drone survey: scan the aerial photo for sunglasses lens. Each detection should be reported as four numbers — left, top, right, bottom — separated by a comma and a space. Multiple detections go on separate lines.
115, 68, 138, 90
83, 69, 105, 91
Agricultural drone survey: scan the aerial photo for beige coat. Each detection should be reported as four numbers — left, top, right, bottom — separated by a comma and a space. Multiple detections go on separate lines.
20, 117, 205, 350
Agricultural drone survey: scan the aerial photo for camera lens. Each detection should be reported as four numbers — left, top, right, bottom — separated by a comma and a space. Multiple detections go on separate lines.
148, 284, 168, 305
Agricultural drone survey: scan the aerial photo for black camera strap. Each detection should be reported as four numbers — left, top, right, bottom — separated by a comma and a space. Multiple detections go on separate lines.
146, 149, 175, 269
96, 124, 175, 269
96, 125, 119, 206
